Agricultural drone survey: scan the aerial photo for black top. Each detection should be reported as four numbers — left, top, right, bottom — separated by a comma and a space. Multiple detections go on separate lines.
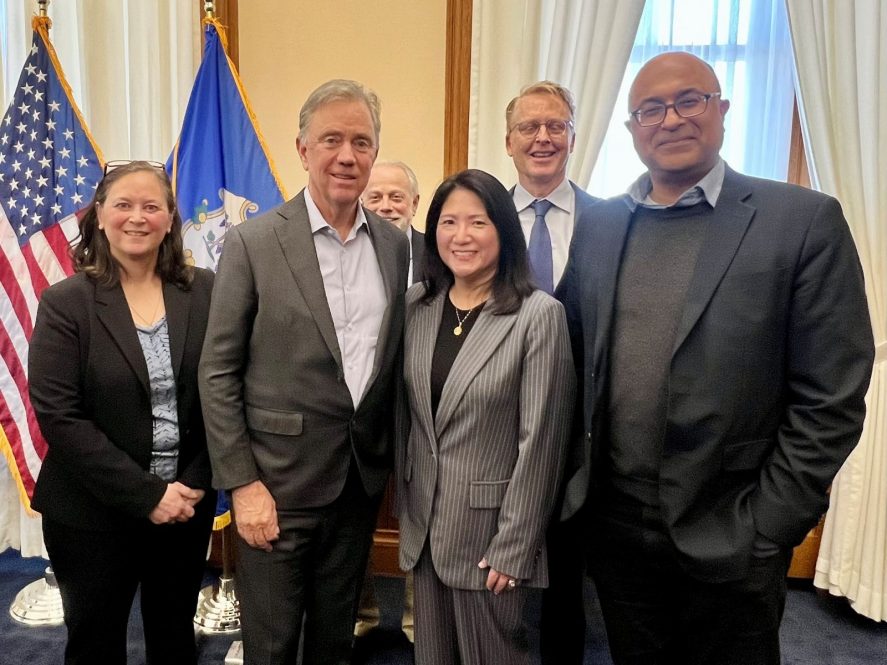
430, 297, 487, 419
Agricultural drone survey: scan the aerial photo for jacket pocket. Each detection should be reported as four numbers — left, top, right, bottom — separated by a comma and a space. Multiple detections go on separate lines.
245, 405, 303, 436
723, 438, 772, 471
469, 479, 510, 509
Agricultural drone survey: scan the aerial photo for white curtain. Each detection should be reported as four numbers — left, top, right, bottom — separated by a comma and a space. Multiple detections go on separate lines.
787, 0, 887, 622
468, 0, 645, 188
0, 0, 200, 557
589, 0, 795, 197
1, 1, 201, 160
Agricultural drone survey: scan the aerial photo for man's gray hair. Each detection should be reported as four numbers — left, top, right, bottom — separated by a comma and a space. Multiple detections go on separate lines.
505, 80, 576, 132
298, 79, 381, 142
374, 160, 420, 198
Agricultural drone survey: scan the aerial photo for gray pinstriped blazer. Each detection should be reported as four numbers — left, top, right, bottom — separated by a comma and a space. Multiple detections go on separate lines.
397, 285, 576, 590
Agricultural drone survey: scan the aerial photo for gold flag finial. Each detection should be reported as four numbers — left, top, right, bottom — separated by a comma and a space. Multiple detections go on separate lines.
204, 1, 215, 18
38, 0, 49, 18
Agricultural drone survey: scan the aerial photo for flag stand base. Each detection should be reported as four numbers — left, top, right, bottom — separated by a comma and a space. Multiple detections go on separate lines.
9, 566, 65, 626
194, 575, 240, 633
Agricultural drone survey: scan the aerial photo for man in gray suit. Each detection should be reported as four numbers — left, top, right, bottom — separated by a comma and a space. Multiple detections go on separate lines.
505, 80, 599, 665
558, 52, 873, 664
199, 79, 409, 665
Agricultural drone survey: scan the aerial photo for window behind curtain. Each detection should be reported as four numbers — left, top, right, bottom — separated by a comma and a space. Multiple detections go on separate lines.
587, 0, 795, 198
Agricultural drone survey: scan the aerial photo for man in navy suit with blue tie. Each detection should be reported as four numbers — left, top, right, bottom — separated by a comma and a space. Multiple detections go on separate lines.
506, 80, 599, 665
558, 52, 873, 665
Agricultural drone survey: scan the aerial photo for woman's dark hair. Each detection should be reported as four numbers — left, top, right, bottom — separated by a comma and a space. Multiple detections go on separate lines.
421, 168, 533, 314
72, 161, 192, 288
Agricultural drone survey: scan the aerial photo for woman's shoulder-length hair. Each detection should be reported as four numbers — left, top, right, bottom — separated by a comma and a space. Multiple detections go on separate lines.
72, 160, 193, 289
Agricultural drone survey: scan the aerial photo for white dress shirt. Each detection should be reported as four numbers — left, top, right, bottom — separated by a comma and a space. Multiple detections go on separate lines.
405, 225, 415, 287
305, 188, 387, 407
513, 178, 577, 286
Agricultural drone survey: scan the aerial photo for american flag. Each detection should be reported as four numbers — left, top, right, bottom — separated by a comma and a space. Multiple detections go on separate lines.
0, 17, 103, 509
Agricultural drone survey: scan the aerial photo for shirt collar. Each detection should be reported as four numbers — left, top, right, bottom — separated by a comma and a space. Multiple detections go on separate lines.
623, 158, 725, 212
305, 186, 369, 239
513, 177, 574, 213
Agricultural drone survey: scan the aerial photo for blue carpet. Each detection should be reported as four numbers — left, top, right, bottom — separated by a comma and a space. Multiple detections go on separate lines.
1, 548, 885, 663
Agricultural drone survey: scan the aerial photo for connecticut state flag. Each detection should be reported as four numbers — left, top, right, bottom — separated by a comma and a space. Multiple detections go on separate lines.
167, 17, 285, 272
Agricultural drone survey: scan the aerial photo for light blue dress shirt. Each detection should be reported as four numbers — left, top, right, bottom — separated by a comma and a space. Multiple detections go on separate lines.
304, 188, 387, 407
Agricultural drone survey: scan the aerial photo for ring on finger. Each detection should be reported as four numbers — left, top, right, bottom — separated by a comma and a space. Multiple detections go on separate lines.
507, 578, 517, 589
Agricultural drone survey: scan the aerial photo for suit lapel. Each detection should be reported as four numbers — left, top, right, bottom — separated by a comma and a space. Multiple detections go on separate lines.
163, 281, 189, 378
672, 168, 755, 352
273, 193, 344, 372
410, 291, 444, 451
94, 282, 150, 395
410, 229, 424, 284
434, 300, 518, 439
365, 214, 400, 387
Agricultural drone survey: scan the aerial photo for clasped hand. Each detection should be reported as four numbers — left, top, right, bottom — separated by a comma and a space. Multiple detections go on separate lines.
149, 481, 205, 525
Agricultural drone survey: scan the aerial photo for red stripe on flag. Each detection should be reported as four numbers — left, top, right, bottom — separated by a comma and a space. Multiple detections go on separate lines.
43, 223, 75, 276
0, 245, 33, 338
20, 243, 50, 300
0, 327, 39, 496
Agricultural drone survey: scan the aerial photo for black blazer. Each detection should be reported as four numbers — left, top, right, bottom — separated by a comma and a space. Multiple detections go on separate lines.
558, 167, 874, 581
508, 180, 599, 519
410, 226, 425, 285
30, 269, 215, 531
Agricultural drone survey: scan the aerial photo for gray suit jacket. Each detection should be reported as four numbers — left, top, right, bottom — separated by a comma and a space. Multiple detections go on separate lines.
398, 287, 576, 589
558, 166, 874, 581
199, 190, 410, 509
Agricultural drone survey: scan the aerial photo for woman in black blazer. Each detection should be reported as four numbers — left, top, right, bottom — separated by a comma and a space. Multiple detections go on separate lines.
29, 160, 216, 665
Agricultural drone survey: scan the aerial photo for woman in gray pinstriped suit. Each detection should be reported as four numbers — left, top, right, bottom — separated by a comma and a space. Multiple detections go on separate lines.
397, 169, 576, 664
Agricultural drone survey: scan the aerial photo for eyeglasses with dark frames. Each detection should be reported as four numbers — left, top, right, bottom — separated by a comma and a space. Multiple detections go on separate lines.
630, 92, 721, 127
510, 119, 574, 138
103, 159, 167, 175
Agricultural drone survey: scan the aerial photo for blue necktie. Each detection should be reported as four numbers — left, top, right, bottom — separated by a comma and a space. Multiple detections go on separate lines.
529, 199, 554, 294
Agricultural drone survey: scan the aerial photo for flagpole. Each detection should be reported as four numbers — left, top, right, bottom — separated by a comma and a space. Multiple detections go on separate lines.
190, 0, 241, 638
9, 0, 66, 628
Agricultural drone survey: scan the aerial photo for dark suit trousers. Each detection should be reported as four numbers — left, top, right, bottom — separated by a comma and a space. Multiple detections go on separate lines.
540, 511, 586, 665
235, 463, 382, 665
589, 508, 790, 665
42, 497, 214, 665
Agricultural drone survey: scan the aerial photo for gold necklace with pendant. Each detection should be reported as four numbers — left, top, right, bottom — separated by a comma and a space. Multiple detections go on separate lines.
453, 305, 473, 336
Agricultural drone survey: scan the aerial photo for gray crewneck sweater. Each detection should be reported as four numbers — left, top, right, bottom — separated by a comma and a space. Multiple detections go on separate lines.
606, 201, 713, 509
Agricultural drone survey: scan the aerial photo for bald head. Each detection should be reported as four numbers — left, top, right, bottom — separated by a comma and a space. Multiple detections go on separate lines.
629, 52, 721, 112
626, 51, 730, 204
